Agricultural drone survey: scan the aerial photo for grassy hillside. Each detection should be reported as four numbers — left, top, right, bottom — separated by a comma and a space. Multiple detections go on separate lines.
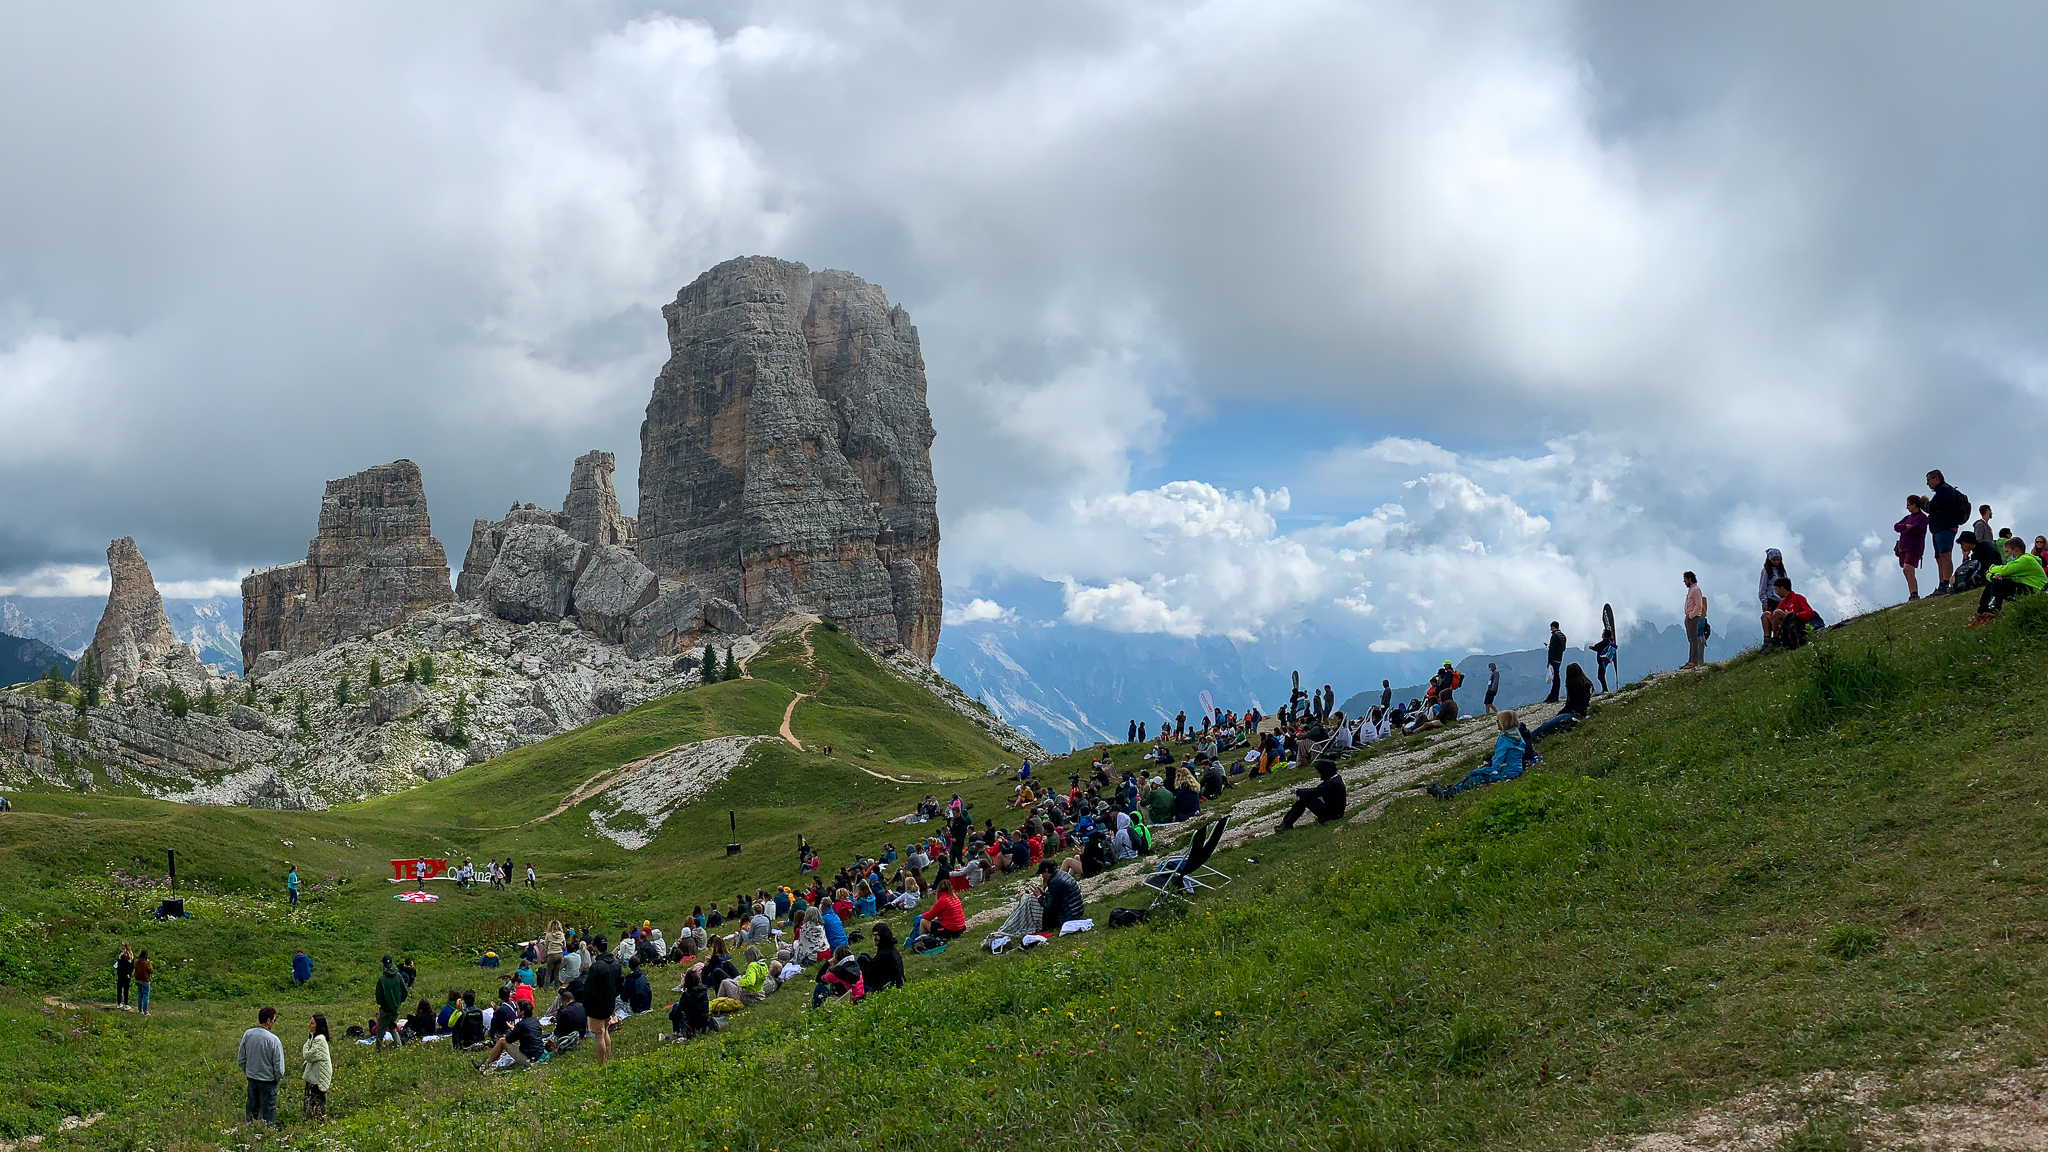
7, 595, 2048, 1149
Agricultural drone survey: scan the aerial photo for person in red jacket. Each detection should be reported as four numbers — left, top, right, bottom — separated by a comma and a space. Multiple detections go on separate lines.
909, 886, 965, 953
1762, 577, 1820, 646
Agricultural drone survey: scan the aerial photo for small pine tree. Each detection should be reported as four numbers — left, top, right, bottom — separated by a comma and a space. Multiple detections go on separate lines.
73, 684, 88, 717
242, 681, 258, 708
446, 690, 470, 748
113, 679, 125, 705
43, 664, 67, 702
335, 676, 350, 706
295, 690, 312, 734
197, 684, 219, 716
368, 658, 383, 689
77, 652, 101, 709
402, 659, 416, 683
167, 680, 190, 720
725, 648, 742, 681
419, 654, 435, 685
701, 643, 715, 680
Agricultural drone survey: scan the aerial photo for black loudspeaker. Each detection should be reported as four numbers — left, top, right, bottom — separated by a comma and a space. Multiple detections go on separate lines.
726, 810, 740, 854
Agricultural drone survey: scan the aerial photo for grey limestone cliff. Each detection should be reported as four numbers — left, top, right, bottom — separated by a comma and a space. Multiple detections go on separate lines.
80, 537, 179, 689
636, 257, 942, 661
241, 461, 454, 667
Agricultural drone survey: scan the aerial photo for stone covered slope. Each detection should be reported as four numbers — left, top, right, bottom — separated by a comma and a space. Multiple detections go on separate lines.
1, 601, 711, 809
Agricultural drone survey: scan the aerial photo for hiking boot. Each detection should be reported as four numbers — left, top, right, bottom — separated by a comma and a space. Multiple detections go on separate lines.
1930, 584, 1951, 596
1967, 612, 1996, 628
1907, 592, 1920, 601
1425, 784, 1447, 800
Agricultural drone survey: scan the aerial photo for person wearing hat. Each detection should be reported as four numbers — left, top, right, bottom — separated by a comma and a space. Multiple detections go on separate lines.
1144, 775, 1174, 825
374, 955, 409, 1050
1278, 754, 1347, 830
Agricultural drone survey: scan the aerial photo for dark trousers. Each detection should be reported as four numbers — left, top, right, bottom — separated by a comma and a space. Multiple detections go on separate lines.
1980, 577, 2028, 614
1544, 661, 1561, 702
116, 976, 130, 1006
1280, 792, 1342, 829
245, 1078, 278, 1123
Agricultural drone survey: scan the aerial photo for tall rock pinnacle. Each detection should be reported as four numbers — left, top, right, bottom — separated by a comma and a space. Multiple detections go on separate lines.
636, 257, 942, 661
241, 460, 454, 666
562, 450, 636, 548
83, 536, 178, 688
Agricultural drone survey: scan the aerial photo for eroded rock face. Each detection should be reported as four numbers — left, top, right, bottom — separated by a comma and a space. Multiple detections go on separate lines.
623, 584, 705, 659
81, 537, 178, 689
481, 524, 587, 624
456, 506, 562, 600
636, 256, 942, 661
562, 450, 637, 548
572, 545, 659, 642
241, 461, 453, 665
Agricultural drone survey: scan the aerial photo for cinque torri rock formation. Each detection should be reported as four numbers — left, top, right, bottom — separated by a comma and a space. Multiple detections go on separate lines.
636, 256, 942, 663
2, 256, 988, 810
242, 460, 454, 667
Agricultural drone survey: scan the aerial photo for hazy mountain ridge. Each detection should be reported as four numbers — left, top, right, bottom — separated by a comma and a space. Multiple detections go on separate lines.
0, 596, 244, 675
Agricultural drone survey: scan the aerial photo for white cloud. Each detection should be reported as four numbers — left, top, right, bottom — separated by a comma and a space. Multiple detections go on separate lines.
943, 598, 1015, 626
0, 564, 110, 598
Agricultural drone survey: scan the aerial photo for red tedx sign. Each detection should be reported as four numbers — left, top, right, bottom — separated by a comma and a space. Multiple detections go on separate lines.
389, 858, 449, 881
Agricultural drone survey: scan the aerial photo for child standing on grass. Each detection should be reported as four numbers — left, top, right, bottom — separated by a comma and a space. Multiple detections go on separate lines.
115, 942, 134, 1008
134, 949, 152, 1014
1895, 495, 1929, 601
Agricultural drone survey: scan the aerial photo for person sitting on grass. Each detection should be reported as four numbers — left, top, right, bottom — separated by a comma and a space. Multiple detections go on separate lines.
1278, 754, 1346, 830
1529, 664, 1593, 743
668, 969, 712, 1039
908, 884, 966, 953
546, 989, 587, 1054
1761, 577, 1821, 648
813, 944, 865, 1007
1972, 536, 2047, 624
402, 998, 437, 1043
820, 900, 848, 951
1427, 711, 1530, 800
1035, 858, 1087, 933
478, 998, 545, 1073
735, 946, 774, 1002
861, 923, 906, 992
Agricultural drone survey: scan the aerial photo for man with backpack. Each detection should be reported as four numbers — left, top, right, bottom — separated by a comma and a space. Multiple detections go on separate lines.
1925, 470, 1971, 596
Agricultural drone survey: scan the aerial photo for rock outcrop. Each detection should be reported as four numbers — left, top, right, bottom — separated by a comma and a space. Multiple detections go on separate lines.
456, 505, 562, 600
241, 461, 454, 666
562, 450, 636, 548
480, 524, 588, 625
572, 545, 660, 641
80, 537, 179, 689
636, 257, 943, 662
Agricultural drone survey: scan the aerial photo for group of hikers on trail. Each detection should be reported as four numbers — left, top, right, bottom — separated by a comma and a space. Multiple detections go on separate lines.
1891, 469, 2046, 623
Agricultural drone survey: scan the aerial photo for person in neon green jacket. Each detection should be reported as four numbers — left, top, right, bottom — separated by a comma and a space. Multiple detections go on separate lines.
1976, 538, 2046, 622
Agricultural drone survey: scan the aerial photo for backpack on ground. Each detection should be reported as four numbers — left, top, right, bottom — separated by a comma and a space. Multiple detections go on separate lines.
1107, 907, 1150, 928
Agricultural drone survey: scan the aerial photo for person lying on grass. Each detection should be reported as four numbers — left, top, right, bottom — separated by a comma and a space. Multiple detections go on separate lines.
1969, 536, 2046, 625
1427, 711, 1530, 801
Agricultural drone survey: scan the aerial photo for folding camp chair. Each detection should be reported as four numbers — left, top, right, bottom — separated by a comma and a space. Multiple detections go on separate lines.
1141, 817, 1232, 907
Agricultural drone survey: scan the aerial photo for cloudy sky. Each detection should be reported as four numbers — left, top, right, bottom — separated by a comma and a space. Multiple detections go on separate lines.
2, 0, 2043, 656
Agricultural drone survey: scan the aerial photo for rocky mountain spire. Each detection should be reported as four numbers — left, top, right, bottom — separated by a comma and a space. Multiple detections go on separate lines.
83, 536, 178, 689
241, 460, 453, 666
636, 256, 942, 662
561, 450, 636, 548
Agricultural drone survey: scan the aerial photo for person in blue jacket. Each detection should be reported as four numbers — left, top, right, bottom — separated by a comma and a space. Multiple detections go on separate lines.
1426, 711, 1530, 800
291, 950, 313, 986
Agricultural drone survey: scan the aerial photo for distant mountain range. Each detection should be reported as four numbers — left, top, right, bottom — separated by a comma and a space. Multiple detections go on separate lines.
0, 595, 244, 675
0, 632, 75, 688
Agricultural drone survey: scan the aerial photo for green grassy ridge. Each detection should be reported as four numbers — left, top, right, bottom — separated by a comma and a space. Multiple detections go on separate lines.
299, 595, 2048, 1150
14, 595, 2048, 1148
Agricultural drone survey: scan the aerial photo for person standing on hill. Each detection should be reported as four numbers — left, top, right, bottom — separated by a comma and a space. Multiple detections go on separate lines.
301, 1015, 333, 1121
1543, 623, 1567, 702
1758, 549, 1787, 620
115, 942, 134, 1008
1683, 572, 1709, 666
134, 950, 153, 1014
1483, 664, 1499, 713
1127, 719, 1136, 744
285, 864, 298, 909
1925, 469, 1970, 595
1592, 626, 1617, 692
1379, 680, 1392, 711
582, 938, 622, 1066
1894, 495, 1929, 601
374, 956, 408, 1050
1972, 504, 1995, 551
237, 1006, 284, 1125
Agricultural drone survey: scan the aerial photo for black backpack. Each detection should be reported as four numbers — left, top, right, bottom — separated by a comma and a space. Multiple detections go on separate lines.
1107, 907, 1150, 928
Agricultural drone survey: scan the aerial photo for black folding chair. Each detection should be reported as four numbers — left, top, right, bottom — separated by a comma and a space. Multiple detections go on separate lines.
1141, 817, 1232, 907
